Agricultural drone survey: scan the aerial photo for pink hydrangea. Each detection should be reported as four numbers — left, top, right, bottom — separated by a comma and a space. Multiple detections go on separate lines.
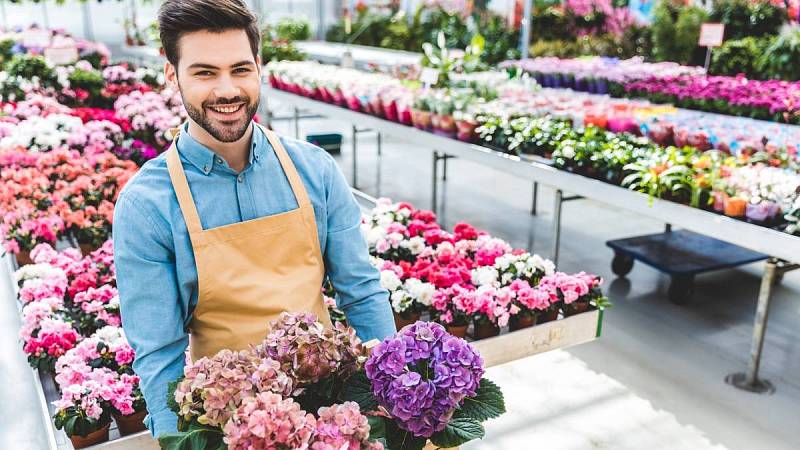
222, 392, 316, 450
311, 402, 382, 450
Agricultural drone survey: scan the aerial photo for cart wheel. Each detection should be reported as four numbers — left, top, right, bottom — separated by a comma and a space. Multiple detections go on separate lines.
668, 275, 694, 305
611, 253, 634, 277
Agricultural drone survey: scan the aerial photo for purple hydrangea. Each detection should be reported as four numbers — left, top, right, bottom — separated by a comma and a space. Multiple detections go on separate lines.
365, 321, 483, 437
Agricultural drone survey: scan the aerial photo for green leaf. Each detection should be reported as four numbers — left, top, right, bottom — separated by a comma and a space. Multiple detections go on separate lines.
384, 419, 427, 450
166, 377, 183, 414
429, 417, 485, 448
338, 370, 378, 412
367, 416, 387, 441
158, 426, 224, 450
455, 378, 506, 422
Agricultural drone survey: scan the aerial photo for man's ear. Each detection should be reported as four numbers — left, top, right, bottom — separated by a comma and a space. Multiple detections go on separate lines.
164, 61, 178, 90
255, 54, 262, 76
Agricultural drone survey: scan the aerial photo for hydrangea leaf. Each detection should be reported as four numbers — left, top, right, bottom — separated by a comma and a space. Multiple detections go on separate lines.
157, 424, 224, 450
454, 377, 505, 422
384, 419, 427, 450
339, 370, 378, 412
429, 417, 485, 448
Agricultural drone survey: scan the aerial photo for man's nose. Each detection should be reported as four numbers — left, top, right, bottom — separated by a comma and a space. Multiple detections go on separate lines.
214, 74, 239, 100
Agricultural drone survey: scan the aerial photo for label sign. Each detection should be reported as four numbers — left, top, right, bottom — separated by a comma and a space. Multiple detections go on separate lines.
22, 27, 51, 48
420, 67, 439, 86
699, 23, 725, 47
45, 46, 79, 65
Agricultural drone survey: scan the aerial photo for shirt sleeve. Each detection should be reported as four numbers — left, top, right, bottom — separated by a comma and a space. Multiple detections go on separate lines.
321, 153, 396, 342
113, 192, 187, 437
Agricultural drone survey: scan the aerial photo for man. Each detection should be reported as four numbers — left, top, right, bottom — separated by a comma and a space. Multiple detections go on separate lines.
113, 0, 395, 437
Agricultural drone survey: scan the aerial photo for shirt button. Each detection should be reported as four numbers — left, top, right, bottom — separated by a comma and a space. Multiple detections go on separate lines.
237, 174, 244, 183
203, 165, 210, 173
216, 157, 224, 164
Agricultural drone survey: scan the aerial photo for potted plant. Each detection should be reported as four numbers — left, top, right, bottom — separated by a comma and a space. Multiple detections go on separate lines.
411, 95, 432, 130
53, 372, 115, 448
433, 95, 456, 138
110, 374, 148, 436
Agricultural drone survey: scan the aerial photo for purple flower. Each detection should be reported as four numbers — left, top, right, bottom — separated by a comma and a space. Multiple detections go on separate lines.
365, 321, 484, 438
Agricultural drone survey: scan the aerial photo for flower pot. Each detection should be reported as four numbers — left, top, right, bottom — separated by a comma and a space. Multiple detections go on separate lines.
472, 321, 500, 340
455, 120, 477, 142
79, 243, 99, 256
724, 196, 747, 218
424, 442, 458, 450
332, 89, 346, 106
69, 423, 110, 449
563, 302, 591, 317
16, 250, 33, 266
445, 323, 468, 338
345, 95, 362, 112
412, 109, 432, 130
383, 100, 399, 122
712, 191, 726, 212
537, 308, 559, 324
509, 312, 537, 331
398, 106, 413, 126
113, 410, 147, 436
430, 113, 441, 130
368, 97, 384, 117
394, 312, 421, 331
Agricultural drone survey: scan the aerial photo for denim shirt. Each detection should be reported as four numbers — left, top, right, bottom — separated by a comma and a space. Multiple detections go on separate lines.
113, 122, 395, 437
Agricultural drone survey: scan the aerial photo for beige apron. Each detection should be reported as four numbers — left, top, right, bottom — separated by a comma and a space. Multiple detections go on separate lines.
166, 123, 332, 361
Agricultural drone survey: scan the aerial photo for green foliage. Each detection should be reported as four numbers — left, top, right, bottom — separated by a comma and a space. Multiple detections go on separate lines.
158, 422, 226, 450
757, 25, 800, 81
710, 36, 770, 78
53, 406, 112, 438
454, 378, 506, 422
68, 68, 104, 95
0, 39, 14, 69
261, 23, 306, 62
275, 17, 311, 41
709, 0, 788, 40
651, 1, 706, 65
6, 54, 58, 87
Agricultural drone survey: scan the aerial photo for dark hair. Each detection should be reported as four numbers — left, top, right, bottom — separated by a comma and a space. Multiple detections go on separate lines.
158, 0, 260, 67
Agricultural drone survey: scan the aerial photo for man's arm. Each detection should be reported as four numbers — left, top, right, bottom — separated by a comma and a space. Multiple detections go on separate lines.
321, 154, 396, 342
113, 193, 188, 437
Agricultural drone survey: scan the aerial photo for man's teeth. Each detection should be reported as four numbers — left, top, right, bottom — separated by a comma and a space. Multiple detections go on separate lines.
211, 105, 241, 113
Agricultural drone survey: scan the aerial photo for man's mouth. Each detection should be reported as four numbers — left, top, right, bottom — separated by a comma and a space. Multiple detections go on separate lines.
206, 102, 245, 118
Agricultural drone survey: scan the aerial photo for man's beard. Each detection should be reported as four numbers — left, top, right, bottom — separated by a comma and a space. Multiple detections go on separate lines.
179, 87, 259, 143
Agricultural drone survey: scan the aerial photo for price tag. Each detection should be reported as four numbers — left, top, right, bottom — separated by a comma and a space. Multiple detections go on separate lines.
420, 67, 439, 86
22, 27, 51, 48
45, 46, 79, 65
699, 23, 725, 48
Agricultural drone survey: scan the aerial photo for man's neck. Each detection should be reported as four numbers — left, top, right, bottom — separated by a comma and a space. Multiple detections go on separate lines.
186, 120, 254, 173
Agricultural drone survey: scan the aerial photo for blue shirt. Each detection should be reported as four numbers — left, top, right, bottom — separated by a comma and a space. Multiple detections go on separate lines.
112, 122, 395, 437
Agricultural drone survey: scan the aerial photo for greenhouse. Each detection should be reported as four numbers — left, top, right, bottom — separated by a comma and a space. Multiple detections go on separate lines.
0, 1, 798, 449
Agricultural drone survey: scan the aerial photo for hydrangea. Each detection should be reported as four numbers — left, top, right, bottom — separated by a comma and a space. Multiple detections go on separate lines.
365, 321, 483, 437
256, 312, 363, 386
173, 349, 293, 428
311, 402, 383, 450
222, 392, 316, 450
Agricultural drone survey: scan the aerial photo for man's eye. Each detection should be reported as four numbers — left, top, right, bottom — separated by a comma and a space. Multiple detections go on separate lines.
234, 68, 250, 74
195, 71, 213, 76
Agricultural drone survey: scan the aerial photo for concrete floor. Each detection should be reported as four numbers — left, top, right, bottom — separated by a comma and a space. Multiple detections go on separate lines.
267, 103, 800, 450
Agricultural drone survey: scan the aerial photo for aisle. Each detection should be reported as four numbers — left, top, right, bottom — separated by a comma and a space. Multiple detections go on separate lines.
0, 255, 51, 449
473, 351, 724, 450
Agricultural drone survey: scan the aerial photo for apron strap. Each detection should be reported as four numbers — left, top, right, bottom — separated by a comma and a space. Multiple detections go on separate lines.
257, 123, 313, 208
165, 128, 204, 235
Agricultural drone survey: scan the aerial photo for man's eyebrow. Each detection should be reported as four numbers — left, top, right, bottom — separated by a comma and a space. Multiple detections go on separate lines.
186, 61, 254, 71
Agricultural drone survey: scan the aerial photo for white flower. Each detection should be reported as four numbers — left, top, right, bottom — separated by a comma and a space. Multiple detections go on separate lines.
402, 236, 426, 255
380, 270, 402, 292
471, 266, 499, 287
391, 290, 412, 313
14, 264, 65, 283
405, 278, 435, 306
561, 145, 575, 159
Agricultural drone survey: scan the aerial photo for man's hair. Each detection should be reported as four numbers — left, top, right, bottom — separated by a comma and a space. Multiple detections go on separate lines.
158, 0, 260, 68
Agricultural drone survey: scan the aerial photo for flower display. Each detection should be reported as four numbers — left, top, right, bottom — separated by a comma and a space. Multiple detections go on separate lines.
222, 392, 316, 450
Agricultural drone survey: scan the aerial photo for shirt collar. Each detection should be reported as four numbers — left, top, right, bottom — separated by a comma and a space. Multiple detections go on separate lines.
175, 122, 263, 175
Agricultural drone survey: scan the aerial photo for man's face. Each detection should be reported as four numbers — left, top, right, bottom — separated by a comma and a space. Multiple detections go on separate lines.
165, 29, 261, 143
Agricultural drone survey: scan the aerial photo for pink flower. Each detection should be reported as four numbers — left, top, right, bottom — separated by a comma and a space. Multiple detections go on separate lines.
223, 393, 316, 450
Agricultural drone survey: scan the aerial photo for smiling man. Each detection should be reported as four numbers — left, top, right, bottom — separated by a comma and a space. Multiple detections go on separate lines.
112, 0, 395, 437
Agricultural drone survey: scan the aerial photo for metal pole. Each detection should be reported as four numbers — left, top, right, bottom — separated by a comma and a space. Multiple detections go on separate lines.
531, 181, 538, 215
316, 0, 325, 40
351, 125, 358, 188
375, 132, 382, 198
442, 155, 448, 181
432, 151, 440, 214
725, 259, 777, 394
1, 1, 8, 30
41, 0, 50, 29
293, 107, 300, 139
376, 132, 382, 157
551, 189, 562, 265
82, 1, 95, 41
518, 0, 533, 58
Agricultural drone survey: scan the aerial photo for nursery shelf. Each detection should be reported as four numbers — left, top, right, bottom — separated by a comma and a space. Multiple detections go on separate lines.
266, 87, 800, 264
